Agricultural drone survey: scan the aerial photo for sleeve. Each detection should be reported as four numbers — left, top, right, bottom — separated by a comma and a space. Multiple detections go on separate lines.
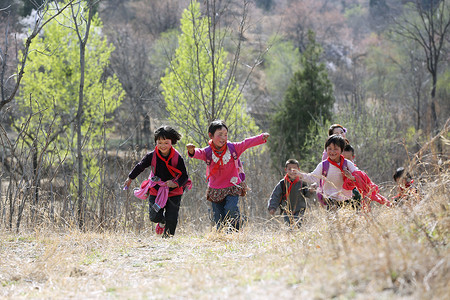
268, 181, 283, 211
174, 155, 189, 187
301, 181, 311, 197
128, 152, 153, 179
233, 134, 267, 157
189, 147, 207, 162
298, 162, 322, 185
346, 160, 359, 173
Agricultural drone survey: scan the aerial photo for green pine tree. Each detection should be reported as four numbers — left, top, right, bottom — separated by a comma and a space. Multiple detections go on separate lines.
269, 30, 334, 170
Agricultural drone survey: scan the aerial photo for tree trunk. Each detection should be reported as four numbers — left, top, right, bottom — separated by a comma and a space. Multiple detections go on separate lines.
77, 43, 85, 229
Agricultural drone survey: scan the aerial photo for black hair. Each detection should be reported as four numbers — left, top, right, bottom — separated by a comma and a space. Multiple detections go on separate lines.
208, 120, 228, 136
325, 134, 346, 152
285, 159, 299, 168
328, 124, 346, 136
343, 144, 354, 156
154, 125, 181, 145
393, 167, 412, 182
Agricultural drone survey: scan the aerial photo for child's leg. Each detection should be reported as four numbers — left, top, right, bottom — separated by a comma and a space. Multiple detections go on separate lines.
223, 195, 240, 230
282, 212, 292, 225
211, 201, 226, 229
293, 208, 305, 228
148, 195, 165, 224
163, 195, 182, 236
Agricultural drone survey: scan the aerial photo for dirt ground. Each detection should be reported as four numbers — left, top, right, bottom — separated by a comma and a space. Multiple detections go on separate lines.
1, 209, 448, 300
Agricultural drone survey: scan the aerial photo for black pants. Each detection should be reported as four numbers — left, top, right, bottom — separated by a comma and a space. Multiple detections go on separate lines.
148, 194, 182, 236
281, 207, 305, 227
324, 198, 360, 211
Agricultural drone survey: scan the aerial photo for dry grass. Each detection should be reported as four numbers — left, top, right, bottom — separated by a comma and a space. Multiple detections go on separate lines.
1, 173, 448, 300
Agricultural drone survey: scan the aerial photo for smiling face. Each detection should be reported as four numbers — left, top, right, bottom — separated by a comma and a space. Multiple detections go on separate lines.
209, 126, 228, 149
326, 143, 342, 163
285, 163, 300, 180
332, 127, 346, 138
156, 138, 172, 156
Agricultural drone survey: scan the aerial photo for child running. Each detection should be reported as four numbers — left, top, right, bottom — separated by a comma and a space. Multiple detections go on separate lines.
299, 134, 359, 210
187, 120, 269, 231
268, 159, 310, 227
392, 167, 420, 206
124, 125, 189, 237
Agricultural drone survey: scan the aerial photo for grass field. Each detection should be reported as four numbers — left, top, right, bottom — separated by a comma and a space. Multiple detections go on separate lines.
1, 176, 448, 299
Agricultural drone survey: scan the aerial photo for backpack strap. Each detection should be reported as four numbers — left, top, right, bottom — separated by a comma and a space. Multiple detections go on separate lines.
317, 160, 330, 205
205, 146, 212, 165
227, 142, 238, 160
322, 160, 330, 177
171, 149, 180, 168
227, 142, 241, 170
151, 150, 157, 177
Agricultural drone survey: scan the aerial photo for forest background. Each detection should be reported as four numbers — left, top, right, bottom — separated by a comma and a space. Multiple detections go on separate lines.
0, 0, 448, 232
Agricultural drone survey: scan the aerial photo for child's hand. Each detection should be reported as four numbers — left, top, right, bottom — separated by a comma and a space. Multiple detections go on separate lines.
262, 133, 270, 141
166, 180, 177, 188
186, 144, 195, 155
309, 182, 317, 192
344, 169, 355, 181
294, 169, 303, 179
123, 178, 132, 190
268, 208, 276, 216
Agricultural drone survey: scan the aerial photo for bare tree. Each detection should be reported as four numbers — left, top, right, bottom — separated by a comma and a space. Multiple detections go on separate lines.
69, 0, 97, 229
392, 0, 450, 134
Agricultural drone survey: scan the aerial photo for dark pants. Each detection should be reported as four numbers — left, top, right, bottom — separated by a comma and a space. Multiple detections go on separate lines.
149, 194, 182, 236
211, 194, 240, 230
282, 208, 305, 227
324, 198, 360, 211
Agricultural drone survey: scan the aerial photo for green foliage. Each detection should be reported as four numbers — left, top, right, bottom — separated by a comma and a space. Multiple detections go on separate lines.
16, 1, 124, 185
150, 29, 179, 74
326, 104, 401, 183
268, 31, 334, 170
344, 4, 365, 19
265, 36, 301, 103
160, 0, 258, 147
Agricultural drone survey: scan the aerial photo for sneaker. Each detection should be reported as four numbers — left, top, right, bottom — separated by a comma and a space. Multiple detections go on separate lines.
155, 223, 165, 235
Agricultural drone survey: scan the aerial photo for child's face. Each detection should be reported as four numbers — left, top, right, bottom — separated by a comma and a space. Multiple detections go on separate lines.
395, 177, 408, 187
285, 164, 299, 180
342, 150, 354, 162
209, 127, 228, 149
156, 138, 172, 156
332, 127, 346, 138
326, 143, 342, 162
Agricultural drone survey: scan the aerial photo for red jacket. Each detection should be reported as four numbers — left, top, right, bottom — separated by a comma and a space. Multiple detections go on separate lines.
347, 170, 391, 211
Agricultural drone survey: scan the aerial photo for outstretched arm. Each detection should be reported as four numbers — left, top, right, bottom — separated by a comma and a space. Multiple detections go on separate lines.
233, 133, 270, 156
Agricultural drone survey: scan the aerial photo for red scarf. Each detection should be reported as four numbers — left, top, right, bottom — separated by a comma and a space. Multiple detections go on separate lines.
207, 140, 227, 180
327, 155, 356, 190
327, 155, 345, 171
155, 146, 182, 178
395, 179, 414, 196
284, 174, 300, 200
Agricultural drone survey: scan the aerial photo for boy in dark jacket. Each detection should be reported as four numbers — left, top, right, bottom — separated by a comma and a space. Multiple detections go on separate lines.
268, 159, 310, 227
